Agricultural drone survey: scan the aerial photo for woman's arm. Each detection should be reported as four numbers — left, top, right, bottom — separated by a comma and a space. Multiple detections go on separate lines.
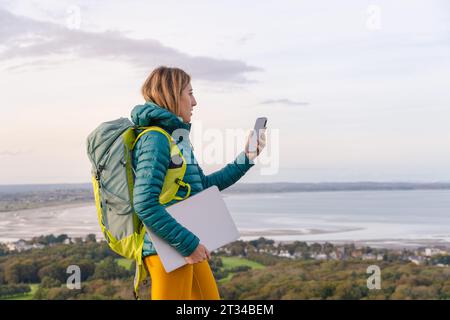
198, 151, 255, 191
133, 131, 200, 257
198, 129, 266, 191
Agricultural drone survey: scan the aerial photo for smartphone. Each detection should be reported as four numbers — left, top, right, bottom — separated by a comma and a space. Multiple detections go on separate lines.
248, 117, 267, 153
254, 117, 267, 135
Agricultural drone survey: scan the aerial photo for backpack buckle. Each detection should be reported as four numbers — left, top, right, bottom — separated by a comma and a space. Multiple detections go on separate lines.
175, 178, 187, 188
174, 178, 191, 200
95, 165, 105, 181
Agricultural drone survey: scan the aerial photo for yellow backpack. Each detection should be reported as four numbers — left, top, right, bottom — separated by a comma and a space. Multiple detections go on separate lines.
86, 118, 191, 299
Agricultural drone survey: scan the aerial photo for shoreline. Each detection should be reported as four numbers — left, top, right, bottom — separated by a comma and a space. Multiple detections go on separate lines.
2, 201, 450, 250
0, 199, 93, 214
2, 234, 449, 250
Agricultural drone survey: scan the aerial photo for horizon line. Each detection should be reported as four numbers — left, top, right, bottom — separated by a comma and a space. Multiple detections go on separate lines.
1, 180, 450, 187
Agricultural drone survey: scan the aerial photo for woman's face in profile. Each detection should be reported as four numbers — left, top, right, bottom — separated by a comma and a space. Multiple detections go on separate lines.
179, 83, 197, 123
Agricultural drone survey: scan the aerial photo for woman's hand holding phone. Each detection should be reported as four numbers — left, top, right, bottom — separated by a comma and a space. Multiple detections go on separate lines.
245, 117, 267, 161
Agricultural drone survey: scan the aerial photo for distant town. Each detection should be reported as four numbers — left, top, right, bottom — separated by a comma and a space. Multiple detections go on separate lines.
2, 235, 449, 268
219, 238, 450, 267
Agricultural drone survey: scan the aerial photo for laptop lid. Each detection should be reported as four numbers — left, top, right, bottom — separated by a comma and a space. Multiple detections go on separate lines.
147, 185, 240, 273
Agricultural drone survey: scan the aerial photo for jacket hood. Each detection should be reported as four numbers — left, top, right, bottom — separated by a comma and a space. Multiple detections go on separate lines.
131, 101, 191, 134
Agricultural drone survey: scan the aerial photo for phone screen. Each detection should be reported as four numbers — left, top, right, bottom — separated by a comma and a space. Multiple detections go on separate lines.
249, 117, 267, 153
254, 117, 267, 135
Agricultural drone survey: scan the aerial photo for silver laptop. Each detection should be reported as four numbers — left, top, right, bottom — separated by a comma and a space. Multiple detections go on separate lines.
147, 185, 240, 273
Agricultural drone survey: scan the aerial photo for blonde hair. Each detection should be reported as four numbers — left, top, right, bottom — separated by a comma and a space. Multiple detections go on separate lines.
141, 66, 191, 116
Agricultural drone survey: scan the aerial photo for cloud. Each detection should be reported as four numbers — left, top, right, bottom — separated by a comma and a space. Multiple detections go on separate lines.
4, 57, 72, 72
260, 99, 310, 107
0, 150, 29, 157
236, 33, 256, 46
0, 8, 262, 82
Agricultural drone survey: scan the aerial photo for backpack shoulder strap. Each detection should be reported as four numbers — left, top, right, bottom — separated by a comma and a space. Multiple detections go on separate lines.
132, 125, 191, 201
131, 126, 172, 150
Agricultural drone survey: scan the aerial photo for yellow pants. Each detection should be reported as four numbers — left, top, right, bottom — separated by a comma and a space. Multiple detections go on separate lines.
144, 255, 221, 300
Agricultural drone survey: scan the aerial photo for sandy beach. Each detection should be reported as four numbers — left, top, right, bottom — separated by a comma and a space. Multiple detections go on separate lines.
2, 192, 450, 250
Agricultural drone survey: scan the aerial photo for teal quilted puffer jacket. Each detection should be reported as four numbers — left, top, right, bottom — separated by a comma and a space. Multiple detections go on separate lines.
131, 102, 255, 258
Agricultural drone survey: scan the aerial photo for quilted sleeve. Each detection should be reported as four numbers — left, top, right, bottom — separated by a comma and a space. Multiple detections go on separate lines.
198, 151, 255, 191
133, 131, 200, 257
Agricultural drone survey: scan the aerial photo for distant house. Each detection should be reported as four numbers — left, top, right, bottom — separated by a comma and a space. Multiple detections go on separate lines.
332, 249, 347, 260
329, 252, 338, 260
351, 250, 363, 258
278, 250, 293, 258
425, 248, 445, 257
315, 254, 328, 261
336, 247, 346, 254
362, 253, 377, 261
7, 240, 33, 252
408, 256, 425, 265
5, 238, 47, 252
216, 247, 232, 255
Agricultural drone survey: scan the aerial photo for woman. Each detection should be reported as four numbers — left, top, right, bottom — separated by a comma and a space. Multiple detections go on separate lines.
131, 66, 266, 300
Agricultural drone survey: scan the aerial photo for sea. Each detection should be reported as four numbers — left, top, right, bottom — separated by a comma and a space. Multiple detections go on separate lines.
1, 189, 449, 249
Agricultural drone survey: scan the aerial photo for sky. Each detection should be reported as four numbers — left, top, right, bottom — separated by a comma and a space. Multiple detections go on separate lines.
0, 0, 449, 184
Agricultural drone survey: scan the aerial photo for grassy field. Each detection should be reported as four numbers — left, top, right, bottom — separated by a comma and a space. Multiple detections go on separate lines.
2, 284, 39, 300
218, 256, 265, 284
220, 256, 265, 270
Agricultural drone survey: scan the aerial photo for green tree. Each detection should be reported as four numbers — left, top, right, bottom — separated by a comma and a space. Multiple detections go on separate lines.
91, 257, 131, 280
0, 284, 31, 297
310, 243, 322, 254
0, 244, 8, 256
85, 234, 97, 243
56, 234, 69, 244
229, 241, 247, 256
41, 276, 62, 288
323, 242, 334, 255
38, 264, 67, 283
4, 260, 39, 283
334, 283, 368, 300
